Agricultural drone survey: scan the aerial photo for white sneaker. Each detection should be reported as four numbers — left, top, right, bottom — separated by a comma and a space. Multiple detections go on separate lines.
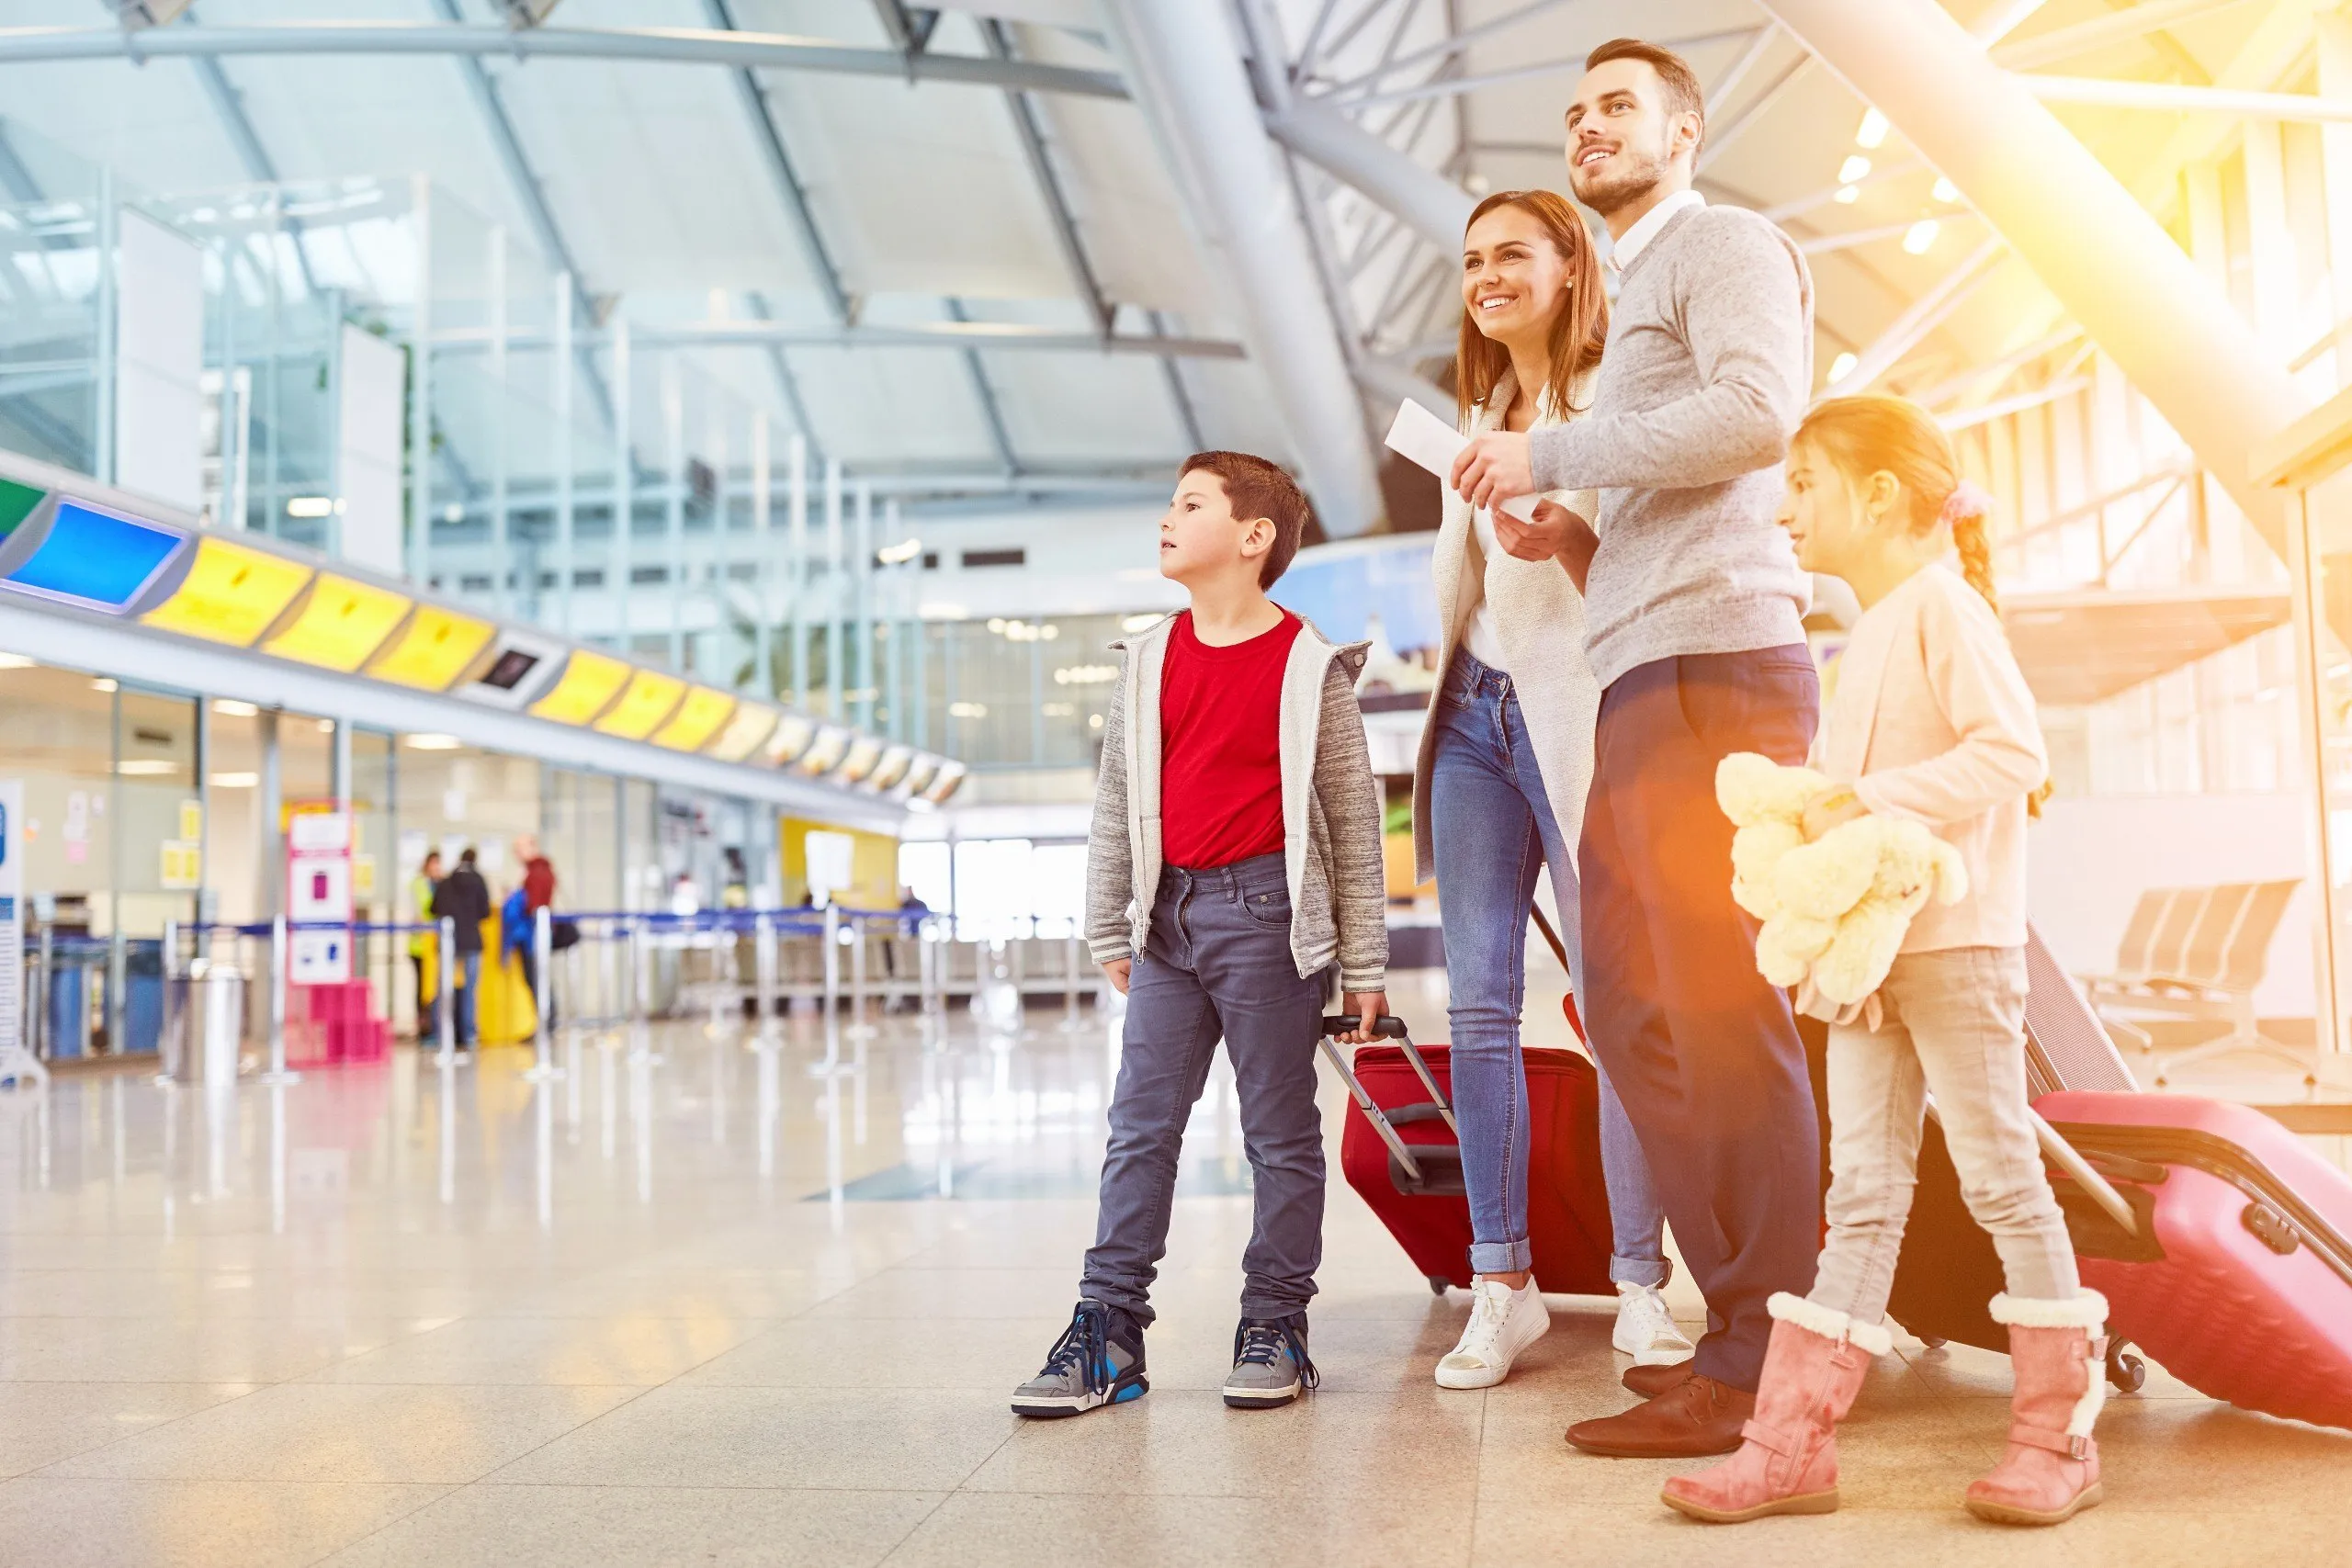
1612, 1280, 1696, 1366
1434, 1277, 1550, 1390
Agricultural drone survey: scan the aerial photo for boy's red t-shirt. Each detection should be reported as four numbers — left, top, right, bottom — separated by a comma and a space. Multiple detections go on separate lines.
1159, 608, 1303, 870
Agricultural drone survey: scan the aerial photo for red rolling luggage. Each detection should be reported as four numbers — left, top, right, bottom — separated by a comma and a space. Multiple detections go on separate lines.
1321, 998, 1616, 1296
2037, 1089, 2352, 1431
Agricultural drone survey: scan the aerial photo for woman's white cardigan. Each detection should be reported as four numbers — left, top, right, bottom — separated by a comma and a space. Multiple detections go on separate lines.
1409, 367, 1604, 884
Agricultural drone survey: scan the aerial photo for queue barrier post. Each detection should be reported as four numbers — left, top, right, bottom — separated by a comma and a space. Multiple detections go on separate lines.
258, 914, 300, 1085
524, 906, 563, 1081
436, 918, 461, 1065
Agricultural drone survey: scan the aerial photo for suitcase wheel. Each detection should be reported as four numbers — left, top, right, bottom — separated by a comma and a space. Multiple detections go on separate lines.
1428, 1276, 1451, 1297
2106, 1340, 2146, 1393
1920, 1337, 1947, 1349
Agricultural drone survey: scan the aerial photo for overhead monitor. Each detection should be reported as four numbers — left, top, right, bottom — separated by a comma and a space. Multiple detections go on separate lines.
796, 724, 850, 775
366, 604, 495, 691
868, 744, 915, 792
706, 701, 780, 762
652, 685, 736, 752
457, 629, 563, 710
2, 499, 186, 614
922, 760, 968, 805
141, 535, 312, 646
593, 668, 687, 739
528, 649, 632, 725
260, 573, 411, 672
763, 712, 818, 766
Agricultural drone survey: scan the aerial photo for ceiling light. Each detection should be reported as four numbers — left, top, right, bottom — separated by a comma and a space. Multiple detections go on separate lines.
1828, 352, 1859, 385
209, 771, 260, 789
1834, 186, 1860, 205
212, 698, 258, 717
1856, 107, 1889, 150
315, 718, 334, 733
986, 617, 1006, 633
286, 496, 335, 519
442, 502, 465, 524
876, 538, 923, 566
1121, 613, 1165, 632
917, 602, 968, 621
948, 701, 988, 719
116, 759, 179, 775
92, 677, 118, 693
1838, 154, 1871, 186
404, 732, 462, 750
0, 652, 33, 670
1903, 220, 1940, 255
1932, 175, 1961, 204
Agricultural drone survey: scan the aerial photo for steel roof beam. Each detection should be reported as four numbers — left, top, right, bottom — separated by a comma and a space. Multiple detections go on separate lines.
1760, 0, 2306, 562
0, 22, 1128, 97
426, 321, 1246, 357
1102, 0, 1384, 534
704, 0, 853, 325
982, 19, 1110, 339
426, 0, 616, 439
944, 297, 1020, 476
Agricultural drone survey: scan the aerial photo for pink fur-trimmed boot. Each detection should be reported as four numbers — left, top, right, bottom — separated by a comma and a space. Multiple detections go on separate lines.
1966, 1292, 2110, 1526
1659, 1293, 1891, 1524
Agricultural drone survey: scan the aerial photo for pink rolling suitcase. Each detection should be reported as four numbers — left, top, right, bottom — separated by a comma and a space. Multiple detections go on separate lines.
2037, 1089, 2352, 1431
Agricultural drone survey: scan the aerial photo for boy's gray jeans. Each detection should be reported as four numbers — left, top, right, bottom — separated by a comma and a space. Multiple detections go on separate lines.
1080, 852, 1328, 1328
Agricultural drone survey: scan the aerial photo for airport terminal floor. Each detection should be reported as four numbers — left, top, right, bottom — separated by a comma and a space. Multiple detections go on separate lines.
3, 972, 2348, 1568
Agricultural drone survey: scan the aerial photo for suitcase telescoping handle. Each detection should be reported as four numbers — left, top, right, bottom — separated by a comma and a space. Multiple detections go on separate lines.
1316, 1014, 1458, 1186
1923, 1098, 2141, 1240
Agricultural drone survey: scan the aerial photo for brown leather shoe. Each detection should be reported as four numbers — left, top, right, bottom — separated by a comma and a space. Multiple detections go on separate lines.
1566, 1373, 1756, 1458
1621, 1360, 1693, 1399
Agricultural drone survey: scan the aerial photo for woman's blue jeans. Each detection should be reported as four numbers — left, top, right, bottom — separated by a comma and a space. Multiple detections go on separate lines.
1430, 650, 1670, 1284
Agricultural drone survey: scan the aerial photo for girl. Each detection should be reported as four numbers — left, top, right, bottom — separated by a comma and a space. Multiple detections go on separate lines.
1415, 189, 1689, 1390
1662, 396, 2108, 1528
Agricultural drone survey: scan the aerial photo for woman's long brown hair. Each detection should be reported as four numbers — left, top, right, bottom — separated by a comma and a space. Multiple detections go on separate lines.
1454, 189, 1609, 428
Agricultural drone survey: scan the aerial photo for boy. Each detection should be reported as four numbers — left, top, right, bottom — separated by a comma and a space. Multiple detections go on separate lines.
1012, 451, 1389, 1418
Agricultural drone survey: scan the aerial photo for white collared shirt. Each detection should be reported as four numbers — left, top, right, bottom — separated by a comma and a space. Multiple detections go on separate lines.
1607, 188, 1706, 273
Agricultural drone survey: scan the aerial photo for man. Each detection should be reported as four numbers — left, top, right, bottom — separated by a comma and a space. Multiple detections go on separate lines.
1452, 37, 1821, 1459
432, 847, 492, 1048
408, 850, 442, 1043
514, 834, 559, 1033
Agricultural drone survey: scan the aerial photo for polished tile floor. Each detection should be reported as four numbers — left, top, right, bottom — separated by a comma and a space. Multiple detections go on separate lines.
2, 972, 2348, 1567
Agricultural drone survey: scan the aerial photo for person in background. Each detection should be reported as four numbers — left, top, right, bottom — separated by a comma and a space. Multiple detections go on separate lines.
408, 850, 442, 1043
884, 885, 933, 1011
1415, 186, 1690, 1394
432, 847, 492, 1048
514, 834, 558, 1032
1012, 451, 1388, 1420
1661, 396, 2102, 1529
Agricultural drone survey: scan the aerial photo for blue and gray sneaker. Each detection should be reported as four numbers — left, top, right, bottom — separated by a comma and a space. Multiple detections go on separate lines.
1012, 1300, 1148, 1418
1223, 1313, 1319, 1410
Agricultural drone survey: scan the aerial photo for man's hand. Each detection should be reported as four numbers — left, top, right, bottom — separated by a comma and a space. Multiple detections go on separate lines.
1492, 499, 1591, 565
1801, 789, 1869, 842
1337, 990, 1390, 1044
1450, 430, 1535, 511
1102, 958, 1132, 995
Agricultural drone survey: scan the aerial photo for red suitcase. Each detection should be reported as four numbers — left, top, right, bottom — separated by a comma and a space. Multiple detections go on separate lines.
2036, 1089, 2352, 1431
1321, 1012, 1616, 1297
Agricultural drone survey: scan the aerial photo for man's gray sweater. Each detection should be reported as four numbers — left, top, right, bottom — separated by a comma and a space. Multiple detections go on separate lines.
1529, 202, 1814, 690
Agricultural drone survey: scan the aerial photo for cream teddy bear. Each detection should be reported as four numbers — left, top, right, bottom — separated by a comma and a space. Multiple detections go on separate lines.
1715, 752, 1969, 1009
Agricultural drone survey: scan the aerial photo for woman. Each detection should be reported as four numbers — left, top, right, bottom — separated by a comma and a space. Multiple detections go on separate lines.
1416, 190, 1690, 1390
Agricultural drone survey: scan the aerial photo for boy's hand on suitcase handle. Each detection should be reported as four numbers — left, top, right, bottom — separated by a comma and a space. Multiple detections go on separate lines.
1334, 993, 1393, 1044
1101, 958, 1131, 996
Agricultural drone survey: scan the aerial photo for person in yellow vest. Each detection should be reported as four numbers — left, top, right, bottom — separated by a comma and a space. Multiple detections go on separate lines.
408, 850, 442, 1044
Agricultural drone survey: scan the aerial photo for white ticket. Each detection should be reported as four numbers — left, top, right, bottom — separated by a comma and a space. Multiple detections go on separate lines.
1382, 399, 1539, 522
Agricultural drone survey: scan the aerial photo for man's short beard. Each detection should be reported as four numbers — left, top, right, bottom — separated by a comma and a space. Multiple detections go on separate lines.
1571, 141, 1677, 220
